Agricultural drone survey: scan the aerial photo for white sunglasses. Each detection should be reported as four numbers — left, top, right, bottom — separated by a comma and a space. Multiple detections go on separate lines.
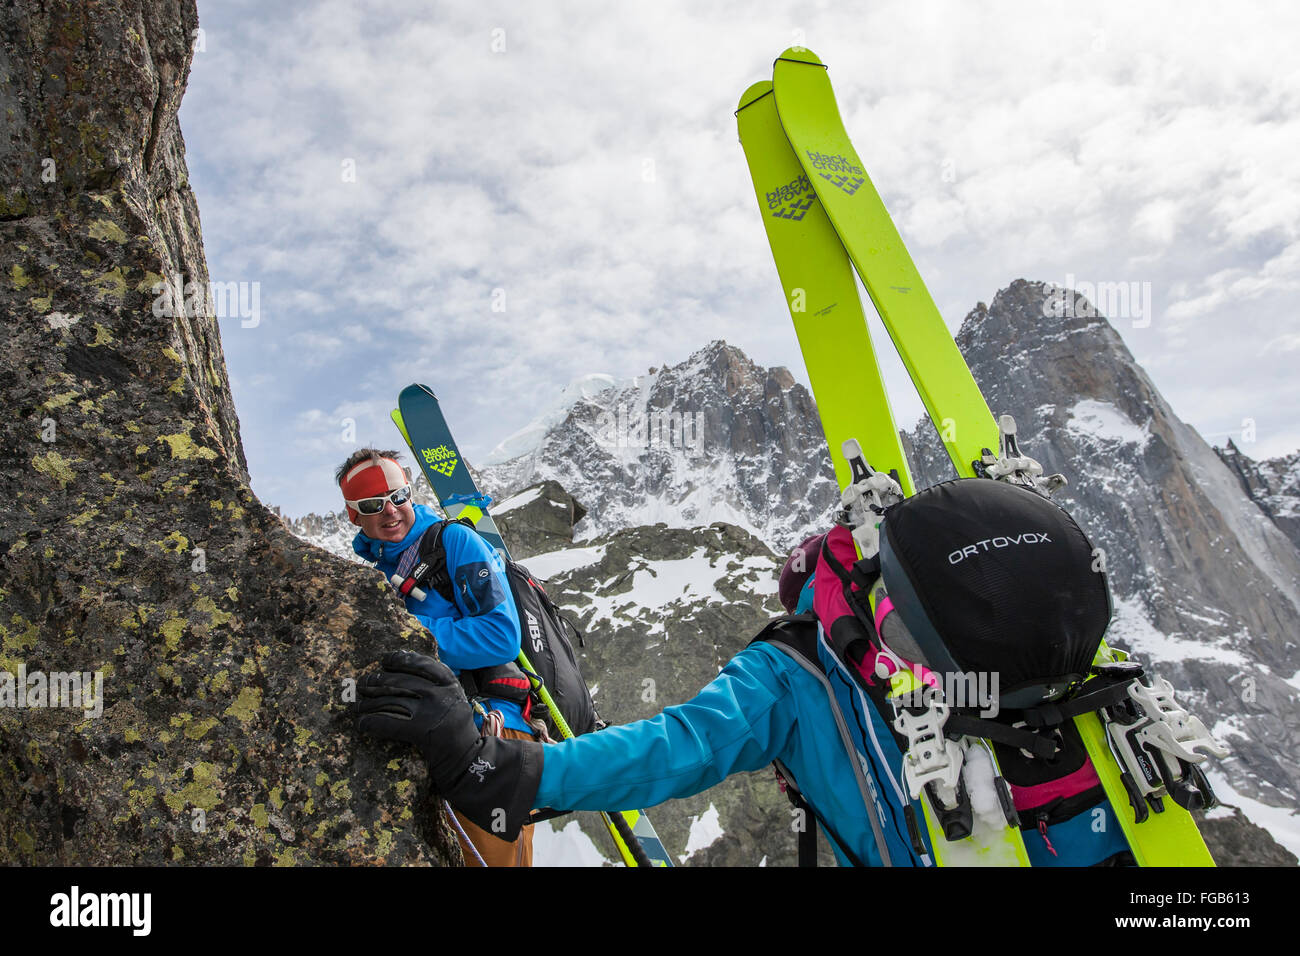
346, 484, 413, 516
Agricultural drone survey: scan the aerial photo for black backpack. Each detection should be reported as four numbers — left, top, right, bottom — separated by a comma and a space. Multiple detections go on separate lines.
412, 519, 601, 740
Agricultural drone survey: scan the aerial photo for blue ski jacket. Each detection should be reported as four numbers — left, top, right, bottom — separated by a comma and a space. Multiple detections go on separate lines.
534, 617, 1131, 867
354, 505, 529, 733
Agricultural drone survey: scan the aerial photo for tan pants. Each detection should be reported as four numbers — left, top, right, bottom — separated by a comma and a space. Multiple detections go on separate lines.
450, 727, 536, 867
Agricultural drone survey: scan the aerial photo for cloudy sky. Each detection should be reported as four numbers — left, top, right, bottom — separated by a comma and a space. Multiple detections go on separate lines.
179, 0, 1300, 518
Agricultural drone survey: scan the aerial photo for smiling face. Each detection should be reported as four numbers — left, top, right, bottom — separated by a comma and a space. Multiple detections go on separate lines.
339, 453, 417, 542
353, 495, 416, 542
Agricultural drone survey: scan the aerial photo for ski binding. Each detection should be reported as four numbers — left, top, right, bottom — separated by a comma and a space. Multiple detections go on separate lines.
893, 694, 975, 841
838, 438, 904, 557
976, 414, 1068, 496
1103, 674, 1229, 818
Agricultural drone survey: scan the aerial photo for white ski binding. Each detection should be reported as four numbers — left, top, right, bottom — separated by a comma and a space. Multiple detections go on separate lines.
838, 438, 904, 557
1103, 675, 1228, 817
979, 415, 1067, 496
895, 695, 963, 808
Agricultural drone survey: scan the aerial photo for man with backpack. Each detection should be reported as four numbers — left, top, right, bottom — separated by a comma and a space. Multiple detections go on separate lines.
338, 448, 539, 866
357, 478, 1221, 866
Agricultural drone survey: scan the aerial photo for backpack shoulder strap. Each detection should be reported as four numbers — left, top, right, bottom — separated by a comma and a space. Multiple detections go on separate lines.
412, 516, 478, 606
748, 613, 875, 868
751, 615, 823, 867
747, 613, 821, 663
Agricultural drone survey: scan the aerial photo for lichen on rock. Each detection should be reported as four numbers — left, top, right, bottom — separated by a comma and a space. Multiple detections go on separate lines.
0, 0, 459, 865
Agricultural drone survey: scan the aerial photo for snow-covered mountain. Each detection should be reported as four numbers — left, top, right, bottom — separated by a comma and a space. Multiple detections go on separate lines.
478, 342, 838, 550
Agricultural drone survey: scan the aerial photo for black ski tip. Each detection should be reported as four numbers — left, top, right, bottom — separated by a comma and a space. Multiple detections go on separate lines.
736, 80, 773, 115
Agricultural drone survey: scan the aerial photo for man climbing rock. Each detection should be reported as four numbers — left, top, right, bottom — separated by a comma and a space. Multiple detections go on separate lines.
339, 448, 537, 866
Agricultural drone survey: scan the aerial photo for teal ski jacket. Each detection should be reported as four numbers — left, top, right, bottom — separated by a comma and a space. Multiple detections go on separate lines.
534, 616, 1131, 867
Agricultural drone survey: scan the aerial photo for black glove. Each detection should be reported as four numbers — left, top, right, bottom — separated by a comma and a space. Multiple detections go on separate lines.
357, 650, 543, 840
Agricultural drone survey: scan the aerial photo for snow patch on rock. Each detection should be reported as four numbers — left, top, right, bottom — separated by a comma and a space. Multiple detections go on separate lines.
533, 818, 611, 867
495, 486, 545, 514
1204, 771, 1300, 861
679, 803, 724, 863
1108, 595, 1252, 669
524, 545, 608, 579
1066, 399, 1150, 447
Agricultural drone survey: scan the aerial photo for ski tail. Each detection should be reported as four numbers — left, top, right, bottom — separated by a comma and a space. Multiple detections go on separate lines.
771, 47, 999, 478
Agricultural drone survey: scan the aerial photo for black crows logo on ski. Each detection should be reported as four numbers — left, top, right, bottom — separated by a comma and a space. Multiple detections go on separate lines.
804, 149, 865, 195
767, 172, 816, 221
422, 444, 458, 478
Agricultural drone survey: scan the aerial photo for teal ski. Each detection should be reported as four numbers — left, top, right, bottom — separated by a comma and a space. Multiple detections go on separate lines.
392, 384, 674, 868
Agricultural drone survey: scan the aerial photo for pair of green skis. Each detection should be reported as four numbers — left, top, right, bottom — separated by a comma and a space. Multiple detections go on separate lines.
390, 386, 673, 867
737, 48, 1217, 866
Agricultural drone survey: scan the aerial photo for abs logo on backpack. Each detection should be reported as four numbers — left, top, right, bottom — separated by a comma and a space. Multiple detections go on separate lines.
525, 609, 543, 654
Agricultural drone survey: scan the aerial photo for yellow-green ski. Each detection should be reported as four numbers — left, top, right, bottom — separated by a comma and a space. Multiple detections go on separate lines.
772, 47, 999, 478
736, 80, 913, 495
768, 47, 1218, 867
740, 77, 1029, 867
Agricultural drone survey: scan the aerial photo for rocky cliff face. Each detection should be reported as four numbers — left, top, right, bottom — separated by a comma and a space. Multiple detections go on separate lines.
1216, 441, 1300, 555
0, 0, 456, 865
493, 480, 588, 560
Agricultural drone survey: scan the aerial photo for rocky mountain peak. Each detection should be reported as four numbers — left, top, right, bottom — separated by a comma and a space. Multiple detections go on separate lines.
955, 279, 1159, 439
479, 339, 838, 549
